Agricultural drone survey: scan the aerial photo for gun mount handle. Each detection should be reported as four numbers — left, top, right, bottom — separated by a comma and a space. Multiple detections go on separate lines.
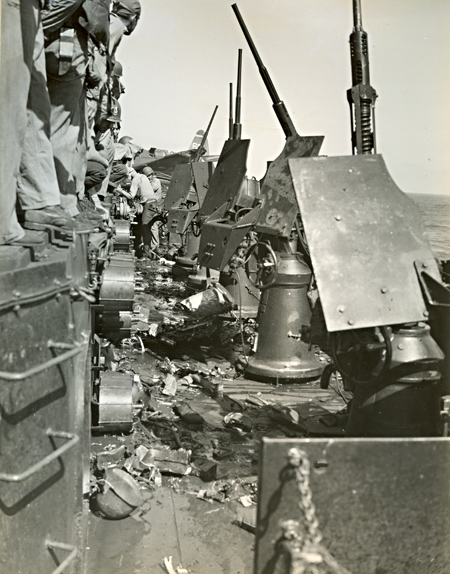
244, 241, 278, 289
232, 3, 297, 138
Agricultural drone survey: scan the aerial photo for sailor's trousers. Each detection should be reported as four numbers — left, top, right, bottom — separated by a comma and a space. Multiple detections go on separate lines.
0, 0, 60, 243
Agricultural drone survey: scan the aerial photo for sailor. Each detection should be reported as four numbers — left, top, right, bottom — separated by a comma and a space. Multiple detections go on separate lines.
109, 0, 142, 57
42, 0, 103, 227
87, 98, 122, 204
118, 136, 143, 162
143, 167, 163, 207
110, 61, 126, 99
0, 0, 92, 246
142, 166, 163, 255
116, 166, 158, 257
83, 0, 110, 129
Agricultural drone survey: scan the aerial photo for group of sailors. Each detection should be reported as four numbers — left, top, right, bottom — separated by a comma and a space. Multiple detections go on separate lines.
0, 0, 163, 255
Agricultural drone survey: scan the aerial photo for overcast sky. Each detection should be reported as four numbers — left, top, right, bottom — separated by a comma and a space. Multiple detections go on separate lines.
118, 0, 450, 195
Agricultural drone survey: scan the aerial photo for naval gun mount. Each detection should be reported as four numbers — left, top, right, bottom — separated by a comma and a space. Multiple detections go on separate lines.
252, 157, 450, 573
250, 3, 450, 573
199, 4, 325, 383
289, 0, 448, 438
290, 153, 447, 437
196, 48, 262, 315
198, 2, 448, 439
163, 106, 218, 278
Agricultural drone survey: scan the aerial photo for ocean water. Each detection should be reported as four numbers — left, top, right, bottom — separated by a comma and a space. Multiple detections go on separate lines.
410, 193, 450, 261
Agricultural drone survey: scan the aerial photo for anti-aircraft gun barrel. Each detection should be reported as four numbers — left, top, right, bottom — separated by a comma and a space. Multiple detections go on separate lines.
229, 83, 234, 139
194, 104, 218, 162
232, 49, 243, 140
350, 0, 369, 85
348, 0, 377, 154
231, 3, 297, 138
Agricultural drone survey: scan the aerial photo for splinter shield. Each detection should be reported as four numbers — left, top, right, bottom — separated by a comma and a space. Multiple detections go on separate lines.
167, 203, 197, 235
290, 154, 440, 331
255, 134, 323, 237
200, 139, 250, 218
163, 163, 192, 210
256, 437, 450, 574
192, 161, 215, 208
198, 202, 260, 271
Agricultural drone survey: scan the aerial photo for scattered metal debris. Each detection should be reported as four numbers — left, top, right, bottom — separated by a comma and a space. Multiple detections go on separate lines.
89, 257, 347, 529
163, 556, 188, 574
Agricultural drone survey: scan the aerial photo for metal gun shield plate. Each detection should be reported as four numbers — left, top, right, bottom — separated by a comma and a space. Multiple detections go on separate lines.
198, 202, 260, 271
290, 154, 438, 331
200, 139, 250, 218
167, 204, 197, 235
164, 163, 193, 210
192, 161, 214, 207
255, 134, 323, 237
255, 437, 450, 574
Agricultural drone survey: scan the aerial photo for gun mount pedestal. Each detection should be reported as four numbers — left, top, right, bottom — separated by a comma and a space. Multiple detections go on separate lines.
244, 242, 323, 383
186, 266, 220, 292
172, 229, 200, 278
220, 266, 259, 318
341, 323, 444, 437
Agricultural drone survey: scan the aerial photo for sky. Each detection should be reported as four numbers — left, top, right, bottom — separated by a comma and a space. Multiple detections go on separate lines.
118, 0, 450, 195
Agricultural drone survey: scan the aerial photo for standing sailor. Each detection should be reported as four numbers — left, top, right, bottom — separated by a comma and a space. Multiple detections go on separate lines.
142, 166, 163, 256
109, 0, 142, 57
0, 0, 91, 246
120, 167, 161, 258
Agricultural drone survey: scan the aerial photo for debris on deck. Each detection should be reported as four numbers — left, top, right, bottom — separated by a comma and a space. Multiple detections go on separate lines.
89, 256, 349, 536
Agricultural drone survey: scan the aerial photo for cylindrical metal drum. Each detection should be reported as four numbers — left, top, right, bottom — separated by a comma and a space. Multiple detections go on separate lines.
99, 259, 135, 312
112, 219, 132, 252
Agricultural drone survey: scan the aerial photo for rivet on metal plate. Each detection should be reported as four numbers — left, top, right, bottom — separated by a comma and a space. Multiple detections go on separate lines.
313, 459, 328, 473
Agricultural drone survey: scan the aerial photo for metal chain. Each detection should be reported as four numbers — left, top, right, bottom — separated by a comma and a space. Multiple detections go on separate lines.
288, 447, 323, 548
285, 447, 352, 574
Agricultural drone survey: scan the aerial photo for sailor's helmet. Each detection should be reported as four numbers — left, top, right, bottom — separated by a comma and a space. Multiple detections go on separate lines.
107, 98, 121, 123
142, 166, 155, 176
